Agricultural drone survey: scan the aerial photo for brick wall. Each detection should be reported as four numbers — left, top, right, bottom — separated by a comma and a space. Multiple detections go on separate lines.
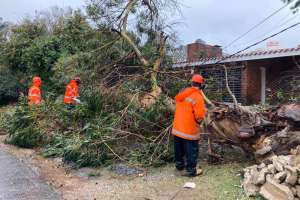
242, 62, 261, 104
241, 57, 297, 104
187, 43, 222, 61
189, 56, 299, 104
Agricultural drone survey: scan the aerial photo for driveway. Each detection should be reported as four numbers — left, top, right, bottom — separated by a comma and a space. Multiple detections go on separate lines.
0, 149, 60, 200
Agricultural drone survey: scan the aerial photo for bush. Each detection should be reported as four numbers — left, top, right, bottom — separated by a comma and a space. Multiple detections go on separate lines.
0, 9, 177, 167
24, 35, 61, 83
6, 95, 43, 148
0, 68, 20, 105
42, 87, 173, 167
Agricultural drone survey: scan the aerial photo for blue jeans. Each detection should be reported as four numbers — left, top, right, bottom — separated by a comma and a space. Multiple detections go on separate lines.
174, 136, 199, 175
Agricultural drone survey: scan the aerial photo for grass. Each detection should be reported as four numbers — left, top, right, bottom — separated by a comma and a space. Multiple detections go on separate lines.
201, 163, 263, 200
105, 162, 264, 200
88, 171, 101, 178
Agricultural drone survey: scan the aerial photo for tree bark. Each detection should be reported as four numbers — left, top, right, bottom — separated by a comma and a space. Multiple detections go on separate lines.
219, 64, 238, 107
151, 32, 167, 90
205, 102, 300, 160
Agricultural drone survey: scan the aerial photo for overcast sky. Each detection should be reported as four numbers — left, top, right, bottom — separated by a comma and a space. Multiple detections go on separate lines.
1, 0, 300, 53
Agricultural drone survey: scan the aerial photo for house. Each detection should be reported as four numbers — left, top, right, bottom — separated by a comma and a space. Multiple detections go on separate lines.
173, 44, 300, 104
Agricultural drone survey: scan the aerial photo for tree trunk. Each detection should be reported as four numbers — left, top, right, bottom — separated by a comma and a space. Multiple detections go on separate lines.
205, 102, 300, 160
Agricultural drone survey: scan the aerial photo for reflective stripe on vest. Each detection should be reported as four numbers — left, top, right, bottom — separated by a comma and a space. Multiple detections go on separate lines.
172, 128, 200, 140
184, 97, 196, 105
29, 88, 40, 99
67, 85, 76, 94
29, 94, 40, 97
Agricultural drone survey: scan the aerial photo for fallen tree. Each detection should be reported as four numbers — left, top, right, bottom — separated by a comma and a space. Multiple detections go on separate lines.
205, 102, 300, 161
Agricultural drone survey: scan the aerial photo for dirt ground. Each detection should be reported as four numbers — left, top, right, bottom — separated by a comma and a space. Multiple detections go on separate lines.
0, 134, 262, 200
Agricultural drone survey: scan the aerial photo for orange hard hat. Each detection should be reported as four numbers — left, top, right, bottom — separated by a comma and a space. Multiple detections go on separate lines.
74, 76, 81, 84
192, 74, 204, 84
33, 76, 41, 84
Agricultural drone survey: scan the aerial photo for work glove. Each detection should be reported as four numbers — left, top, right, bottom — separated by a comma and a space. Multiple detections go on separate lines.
73, 98, 81, 104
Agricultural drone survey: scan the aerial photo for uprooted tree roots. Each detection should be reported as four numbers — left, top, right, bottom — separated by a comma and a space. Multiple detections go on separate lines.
205, 102, 300, 161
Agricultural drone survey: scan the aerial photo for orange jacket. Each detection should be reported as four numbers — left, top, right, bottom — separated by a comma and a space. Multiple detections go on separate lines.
64, 80, 79, 104
28, 83, 41, 105
172, 87, 207, 140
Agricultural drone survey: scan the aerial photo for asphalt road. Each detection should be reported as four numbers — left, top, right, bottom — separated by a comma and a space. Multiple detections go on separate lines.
0, 149, 61, 200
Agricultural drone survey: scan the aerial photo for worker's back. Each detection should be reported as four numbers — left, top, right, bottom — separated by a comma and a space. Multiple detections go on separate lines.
28, 76, 42, 105
64, 80, 79, 104
172, 87, 206, 140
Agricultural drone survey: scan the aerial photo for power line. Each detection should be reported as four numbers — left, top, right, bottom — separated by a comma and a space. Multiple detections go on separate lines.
223, 1, 294, 51
243, 12, 300, 47
228, 12, 294, 50
188, 22, 300, 71
215, 22, 300, 64
173, 22, 300, 81
228, 12, 300, 51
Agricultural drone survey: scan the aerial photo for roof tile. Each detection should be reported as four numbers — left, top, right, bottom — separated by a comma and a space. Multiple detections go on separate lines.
174, 47, 300, 67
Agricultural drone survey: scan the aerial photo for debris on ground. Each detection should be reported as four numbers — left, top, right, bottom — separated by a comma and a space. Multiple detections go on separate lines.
242, 145, 300, 199
111, 164, 144, 175
183, 182, 196, 189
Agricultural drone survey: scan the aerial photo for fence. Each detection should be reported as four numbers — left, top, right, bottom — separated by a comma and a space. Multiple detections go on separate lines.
197, 65, 244, 103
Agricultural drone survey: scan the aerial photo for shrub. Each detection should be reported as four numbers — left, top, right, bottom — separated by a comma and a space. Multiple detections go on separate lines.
0, 68, 20, 105
6, 95, 43, 148
24, 35, 61, 83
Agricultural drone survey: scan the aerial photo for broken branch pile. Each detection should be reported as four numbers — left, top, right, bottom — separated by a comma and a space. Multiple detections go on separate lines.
205, 103, 300, 160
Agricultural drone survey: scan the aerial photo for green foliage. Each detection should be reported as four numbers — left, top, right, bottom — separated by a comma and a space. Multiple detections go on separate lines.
58, 10, 92, 54
0, 5, 178, 168
1, 20, 47, 72
0, 84, 171, 167
24, 35, 61, 81
6, 95, 43, 148
43, 134, 113, 167
282, 0, 300, 13
205, 77, 224, 101
0, 68, 20, 105
266, 74, 300, 104
129, 140, 174, 167
0, 9, 118, 96
158, 75, 187, 97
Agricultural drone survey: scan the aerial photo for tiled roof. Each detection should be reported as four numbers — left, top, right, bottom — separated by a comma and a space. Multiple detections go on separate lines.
173, 47, 300, 68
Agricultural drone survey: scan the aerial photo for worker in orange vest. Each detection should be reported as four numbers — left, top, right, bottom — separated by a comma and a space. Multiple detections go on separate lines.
172, 74, 207, 177
28, 76, 42, 106
64, 77, 81, 105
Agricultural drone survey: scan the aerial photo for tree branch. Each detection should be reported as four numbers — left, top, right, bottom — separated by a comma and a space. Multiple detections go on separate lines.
119, 0, 138, 30
150, 32, 168, 89
119, 30, 150, 67
219, 64, 238, 107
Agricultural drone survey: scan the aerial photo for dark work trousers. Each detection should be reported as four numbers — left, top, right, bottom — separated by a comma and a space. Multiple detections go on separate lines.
65, 104, 75, 110
174, 135, 199, 175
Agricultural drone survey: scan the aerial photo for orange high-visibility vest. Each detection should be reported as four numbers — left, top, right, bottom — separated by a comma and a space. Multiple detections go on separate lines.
172, 87, 207, 140
64, 80, 79, 104
28, 85, 41, 105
